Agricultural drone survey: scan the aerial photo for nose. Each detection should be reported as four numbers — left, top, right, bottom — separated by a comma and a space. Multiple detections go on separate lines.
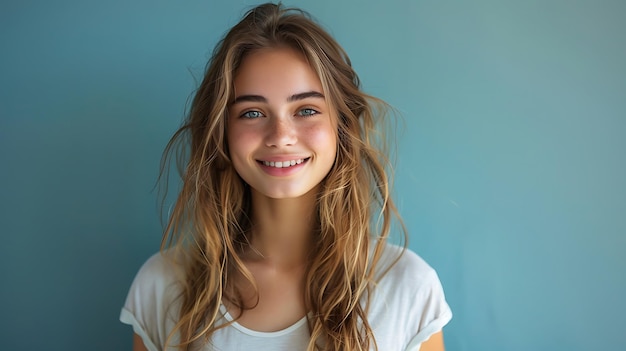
265, 116, 297, 147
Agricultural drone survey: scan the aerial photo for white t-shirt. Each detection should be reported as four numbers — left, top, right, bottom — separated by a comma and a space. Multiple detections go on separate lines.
120, 243, 452, 351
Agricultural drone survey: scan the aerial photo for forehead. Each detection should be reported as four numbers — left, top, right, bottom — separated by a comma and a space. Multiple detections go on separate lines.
232, 47, 324, 97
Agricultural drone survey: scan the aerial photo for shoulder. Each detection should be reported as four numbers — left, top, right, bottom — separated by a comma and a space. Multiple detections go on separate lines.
368, 243, 453, 349
375, 243, 439, 289
135, 249, 184, 282
370, 242, 450, 325
120, 249, 187, 351
128, 249, 185, 295
123, 248, 187, 312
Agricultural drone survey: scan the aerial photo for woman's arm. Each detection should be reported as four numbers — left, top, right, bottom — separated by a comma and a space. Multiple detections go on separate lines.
419, 331, 445, 351
133, 333, 149, 351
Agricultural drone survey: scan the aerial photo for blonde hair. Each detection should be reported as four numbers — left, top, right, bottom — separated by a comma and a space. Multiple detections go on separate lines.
160, 3, 405, 350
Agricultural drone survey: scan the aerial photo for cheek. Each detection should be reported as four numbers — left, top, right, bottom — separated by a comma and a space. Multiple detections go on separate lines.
228, 125, 258, 155
306, 123, 338, 156
227, 128, 253, 178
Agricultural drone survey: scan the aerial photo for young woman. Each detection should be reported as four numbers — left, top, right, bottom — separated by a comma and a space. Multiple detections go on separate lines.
120, 3, 452, 351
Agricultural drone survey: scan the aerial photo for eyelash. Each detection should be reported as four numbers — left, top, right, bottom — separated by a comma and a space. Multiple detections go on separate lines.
240, 110, 264, 119
239, 108, 320, 119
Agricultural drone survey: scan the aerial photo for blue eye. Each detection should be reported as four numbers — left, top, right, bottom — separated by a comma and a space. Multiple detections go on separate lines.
297, 108, 319, 117
241, 110, 264, 119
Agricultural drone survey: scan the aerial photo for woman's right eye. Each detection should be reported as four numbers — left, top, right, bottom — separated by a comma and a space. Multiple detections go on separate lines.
240, 110, 264, 119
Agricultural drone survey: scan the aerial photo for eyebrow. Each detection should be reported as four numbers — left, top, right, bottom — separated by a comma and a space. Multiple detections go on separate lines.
232, 91, 325, 105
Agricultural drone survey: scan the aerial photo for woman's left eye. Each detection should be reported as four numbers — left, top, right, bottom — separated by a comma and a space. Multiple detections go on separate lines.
241, 110, 264, 119
297, 108, 319, 117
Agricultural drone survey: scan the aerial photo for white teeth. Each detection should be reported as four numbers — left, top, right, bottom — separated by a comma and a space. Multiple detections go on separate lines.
262, 159, 306, 168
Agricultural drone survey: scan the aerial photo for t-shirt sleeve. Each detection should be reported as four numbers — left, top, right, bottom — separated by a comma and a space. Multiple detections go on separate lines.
404, 266, 452, 350
371, 244, 452, 351
404, 250, 452, 351
119, 252, 182, 351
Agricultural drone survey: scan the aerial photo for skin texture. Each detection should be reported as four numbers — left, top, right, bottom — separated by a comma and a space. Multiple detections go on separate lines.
227, 47, 337, 201
133, 333, 148, 351
420, 331, 446, 351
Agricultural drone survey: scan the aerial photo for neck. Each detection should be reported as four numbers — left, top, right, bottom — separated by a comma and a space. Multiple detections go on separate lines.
247, 188, 318, 267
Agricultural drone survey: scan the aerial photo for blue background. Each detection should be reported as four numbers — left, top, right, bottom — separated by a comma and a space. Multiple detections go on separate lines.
1, 0, 624, 350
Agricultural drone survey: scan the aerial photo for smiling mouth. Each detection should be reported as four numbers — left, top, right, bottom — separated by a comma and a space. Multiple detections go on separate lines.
258, 158, 310, 168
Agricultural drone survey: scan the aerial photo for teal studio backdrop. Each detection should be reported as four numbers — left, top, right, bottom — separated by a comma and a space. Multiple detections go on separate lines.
1, 0, 624, 350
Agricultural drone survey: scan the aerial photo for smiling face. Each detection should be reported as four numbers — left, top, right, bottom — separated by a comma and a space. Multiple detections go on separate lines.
227, 47, 338, 200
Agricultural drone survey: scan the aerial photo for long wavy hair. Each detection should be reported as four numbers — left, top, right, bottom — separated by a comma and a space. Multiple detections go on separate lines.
160, 3, 405, 350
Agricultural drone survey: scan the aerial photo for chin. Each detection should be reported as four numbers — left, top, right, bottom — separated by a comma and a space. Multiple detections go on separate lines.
253, 184, 321, 201
261, 190, 311, 200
